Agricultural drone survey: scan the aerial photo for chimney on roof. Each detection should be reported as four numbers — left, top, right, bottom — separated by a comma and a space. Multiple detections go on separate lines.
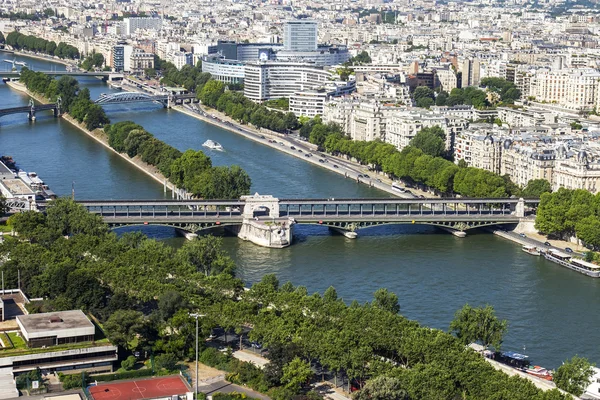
49, 315, 63, 323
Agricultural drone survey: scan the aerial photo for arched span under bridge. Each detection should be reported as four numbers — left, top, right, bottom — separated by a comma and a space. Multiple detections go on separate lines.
95, 92, 197, 108
40, 195, 539, 241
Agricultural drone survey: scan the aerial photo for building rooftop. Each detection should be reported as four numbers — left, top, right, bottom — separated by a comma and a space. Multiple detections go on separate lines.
17, 310, 94, 336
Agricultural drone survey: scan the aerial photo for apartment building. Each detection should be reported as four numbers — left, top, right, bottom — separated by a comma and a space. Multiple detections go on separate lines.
529, 69, 600, 112
243, 62, 332, 102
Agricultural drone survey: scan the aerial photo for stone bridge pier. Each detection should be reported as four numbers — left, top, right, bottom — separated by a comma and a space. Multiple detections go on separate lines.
232, 194, 294, 248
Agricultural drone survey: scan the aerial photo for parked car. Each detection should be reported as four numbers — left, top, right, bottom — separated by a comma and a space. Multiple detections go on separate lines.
318, 159, 324, 163
519, 233, 526, 238
357, 174, 363, 178
565, 247, 573, 253
298, 149, 303, 153
260, 135, 265, 139
363, 174, 370, 179
290, 146, 296, 150
333, 164, 339, 168
251, 342, 262, 349
544, 241, 551, 246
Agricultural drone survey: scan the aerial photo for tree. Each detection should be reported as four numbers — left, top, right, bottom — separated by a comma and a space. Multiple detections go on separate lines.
157, 290, 188, 322
121, 355, 137, 370
413, 87, 435, 108
281, 357, 313, 393
176, 235, 235, 277
372, 288, 400, 314
522, 179, 552, 198
0, 31, 5, 44
410, 126, 446, 158
104, 310, 145, 350
449, 304, 507, 351
553, 356, 595, 396
84, 104, 110, 130
154, 353, 178, 371
353, 376, 408, 400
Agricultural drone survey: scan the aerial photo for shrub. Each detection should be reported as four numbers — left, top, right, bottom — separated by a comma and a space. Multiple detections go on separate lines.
121, 355, 137, 371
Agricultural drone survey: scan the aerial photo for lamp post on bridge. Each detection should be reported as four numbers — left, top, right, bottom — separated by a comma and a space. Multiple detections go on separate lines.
189, 313, 206, 398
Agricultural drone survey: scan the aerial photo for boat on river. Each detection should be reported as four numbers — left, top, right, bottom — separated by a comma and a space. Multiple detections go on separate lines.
522, 245, 540, 256
202, 140, 224, 151
525, 365, 553, 381
543, 249, 600, 278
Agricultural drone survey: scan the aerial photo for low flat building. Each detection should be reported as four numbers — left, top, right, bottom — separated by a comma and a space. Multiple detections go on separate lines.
17, 310, 94, 348
0, 310, 117, 375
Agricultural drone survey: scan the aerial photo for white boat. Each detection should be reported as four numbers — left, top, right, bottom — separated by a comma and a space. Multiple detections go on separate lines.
522, 245, 540, 256
202, 140, 224, 151
14, 61, 27, 67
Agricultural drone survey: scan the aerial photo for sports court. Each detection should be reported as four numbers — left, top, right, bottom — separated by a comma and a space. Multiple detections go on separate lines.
88, 376, 190, 400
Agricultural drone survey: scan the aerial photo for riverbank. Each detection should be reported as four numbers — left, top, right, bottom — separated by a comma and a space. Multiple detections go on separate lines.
175, 104, 413, 199
0, 49, 73, 67
5, 81, 178, 195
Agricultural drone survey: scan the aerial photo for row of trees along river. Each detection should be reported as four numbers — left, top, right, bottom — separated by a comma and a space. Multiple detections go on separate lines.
0, 51, 599, 372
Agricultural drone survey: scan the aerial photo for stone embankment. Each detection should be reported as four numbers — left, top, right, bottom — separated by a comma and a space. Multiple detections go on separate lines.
6, 81, 180, 196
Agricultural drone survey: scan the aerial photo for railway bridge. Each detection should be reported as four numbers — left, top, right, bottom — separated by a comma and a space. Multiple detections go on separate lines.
36, 194, 540, 247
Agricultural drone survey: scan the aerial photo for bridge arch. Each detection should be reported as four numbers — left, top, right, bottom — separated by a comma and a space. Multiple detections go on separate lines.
300, 219, 513, 233
108, 220, 243, 234
95, 92, 168, 106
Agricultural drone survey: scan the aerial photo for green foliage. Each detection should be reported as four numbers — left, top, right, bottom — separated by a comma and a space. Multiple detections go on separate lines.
19, 69, 109, 130
104, 310, 145, 350
154, 353, 179, 371
59, 372, 88, 390
91, 368, 154, 382
105, 122, 251, 198
81, 52, 104, 71
281, 357, 313, 393
212, 393, 256, 400
409, 126, 447, 158
570, 122, 583, 130
2, 197, 570, 400
522, 179, 552, 198
372, 288, 400, 314
177, 236, 236, 277
6, 31, 78, 59
449, 304, 508, 351
535, 188, 600, 246
264, 98, 289, 111
435, 86, 490, 109
412, 87, 435, 108
352, 376, 408, 400
121, 355, 137, 370
480, 77, 522, 103
553, 356, 595, 396
350, 51, 372, 64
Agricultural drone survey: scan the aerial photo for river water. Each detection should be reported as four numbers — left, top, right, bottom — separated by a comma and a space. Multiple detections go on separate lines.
1, 52, 598, 369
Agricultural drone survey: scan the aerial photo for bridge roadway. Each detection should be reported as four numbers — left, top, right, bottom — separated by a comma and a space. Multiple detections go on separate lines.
0, 103, 58, 118
58, 197, 538, 233
0, 70, 117, 78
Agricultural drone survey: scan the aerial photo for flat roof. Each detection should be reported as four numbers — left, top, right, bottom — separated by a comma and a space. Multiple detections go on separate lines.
17, 310, 94, 339
0, 179, 34, 195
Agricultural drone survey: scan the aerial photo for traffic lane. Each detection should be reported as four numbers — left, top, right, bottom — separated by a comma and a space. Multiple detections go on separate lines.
501, 230, 584, 256
200, 379, 270, 400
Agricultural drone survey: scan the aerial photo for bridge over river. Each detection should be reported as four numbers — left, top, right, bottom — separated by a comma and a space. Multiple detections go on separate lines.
38, 195, 540, 248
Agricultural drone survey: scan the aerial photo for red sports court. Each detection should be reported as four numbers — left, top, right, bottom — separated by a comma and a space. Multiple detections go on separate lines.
88, 376, 191, 400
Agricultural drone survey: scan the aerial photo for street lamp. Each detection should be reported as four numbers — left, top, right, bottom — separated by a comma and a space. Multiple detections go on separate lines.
190, 313, 206, 398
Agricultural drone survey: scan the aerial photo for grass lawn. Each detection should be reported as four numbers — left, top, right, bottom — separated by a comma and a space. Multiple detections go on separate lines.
7, 332, 25, 349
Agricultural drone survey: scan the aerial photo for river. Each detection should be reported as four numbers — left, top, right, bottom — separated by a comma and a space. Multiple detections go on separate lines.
1, 52, 598, 369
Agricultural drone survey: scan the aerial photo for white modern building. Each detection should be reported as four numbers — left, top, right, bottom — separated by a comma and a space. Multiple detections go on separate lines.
244, 61, 333, 102
123, 17, 163, 36
201, 57, 246, 84
283, 20, 317, 52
